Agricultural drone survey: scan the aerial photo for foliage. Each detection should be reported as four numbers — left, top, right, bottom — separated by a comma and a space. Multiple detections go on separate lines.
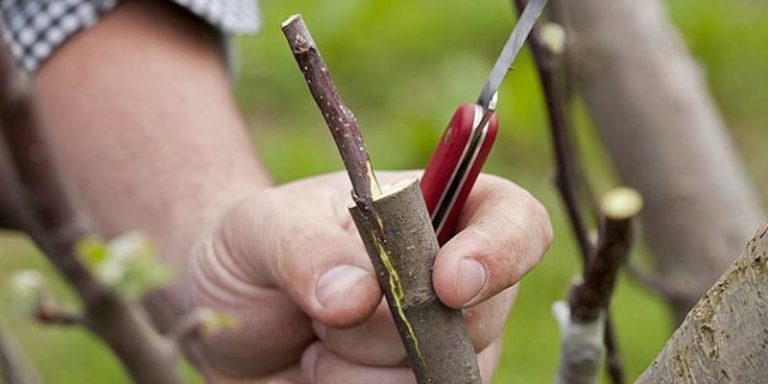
76, 232, 173, 302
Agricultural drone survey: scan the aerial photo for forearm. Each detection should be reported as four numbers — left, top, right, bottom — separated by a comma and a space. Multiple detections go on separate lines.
33, 0, 270, 265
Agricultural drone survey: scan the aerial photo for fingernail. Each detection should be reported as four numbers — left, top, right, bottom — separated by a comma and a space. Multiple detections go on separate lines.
301, 344, 320, 383
316, 265, 370, 308
458, 258, 487, 306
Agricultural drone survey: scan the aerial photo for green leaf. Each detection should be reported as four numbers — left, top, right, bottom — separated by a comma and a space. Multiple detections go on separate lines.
75, 232, 175, 302
75, 236, 108, 271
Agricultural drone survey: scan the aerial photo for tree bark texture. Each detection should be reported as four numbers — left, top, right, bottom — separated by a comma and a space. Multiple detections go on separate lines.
636, 220, 768, 383
350, 179, 481, 384
281, 14, 380, 199
558, 0, 764, 322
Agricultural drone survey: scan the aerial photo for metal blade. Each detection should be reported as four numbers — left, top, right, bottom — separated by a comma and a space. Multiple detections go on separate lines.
477, 0, 548, 108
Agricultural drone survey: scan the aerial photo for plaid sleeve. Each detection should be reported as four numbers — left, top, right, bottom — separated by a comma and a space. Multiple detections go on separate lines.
0, 0, 261, 73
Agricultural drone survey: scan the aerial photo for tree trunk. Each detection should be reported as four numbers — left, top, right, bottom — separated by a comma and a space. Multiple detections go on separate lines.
557, 0, 764, 322
636, 220, 768, 383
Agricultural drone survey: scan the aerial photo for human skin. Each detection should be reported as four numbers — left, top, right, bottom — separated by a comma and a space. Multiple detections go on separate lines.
32, 0, 553, 383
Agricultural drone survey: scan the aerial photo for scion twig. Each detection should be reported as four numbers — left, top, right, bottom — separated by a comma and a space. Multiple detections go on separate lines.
281, 14, 380, 201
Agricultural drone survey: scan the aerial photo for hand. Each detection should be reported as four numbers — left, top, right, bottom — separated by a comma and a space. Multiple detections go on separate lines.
187, 171, 552, 383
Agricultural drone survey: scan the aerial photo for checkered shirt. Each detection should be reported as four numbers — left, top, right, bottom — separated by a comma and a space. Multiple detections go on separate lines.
0, 0, 260, 72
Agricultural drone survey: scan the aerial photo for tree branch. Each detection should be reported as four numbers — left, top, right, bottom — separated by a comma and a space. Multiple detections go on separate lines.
0, 322, 40, 384
282, 14, 481, 383
555, 188, 641, 384
0, 24, 180, 384
0, 140, 23, 230
511, 1, 627, 382
625, 263, 690, 303
636, 220, 768, 383
513, 0, 594, 265
569, 188, 641, 322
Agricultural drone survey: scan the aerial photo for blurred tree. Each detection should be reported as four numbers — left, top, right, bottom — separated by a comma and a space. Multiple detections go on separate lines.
556, 0, 764, 323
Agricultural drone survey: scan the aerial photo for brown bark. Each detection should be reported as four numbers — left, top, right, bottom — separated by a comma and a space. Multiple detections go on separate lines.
281, 14, 380, 200
512, 1, 624, 380
0, 138, 23, 229
556, 189, 640, 384
557, 0, 764, 322
350, 179, 480, 384
281, 15, 480, 382
569, 189, 639, 323
0, 25, 180, 383
636, 220, 768, 383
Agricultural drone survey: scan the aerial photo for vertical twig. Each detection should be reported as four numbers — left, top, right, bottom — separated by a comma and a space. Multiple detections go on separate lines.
556, 188, 641, 384
569, 189, 641, 322
282, 15, 481, 383
512, 0, 593, 265
280, 15, 380, 201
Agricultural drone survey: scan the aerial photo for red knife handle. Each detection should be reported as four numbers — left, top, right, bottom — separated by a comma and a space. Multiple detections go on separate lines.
420, 103, 499, 245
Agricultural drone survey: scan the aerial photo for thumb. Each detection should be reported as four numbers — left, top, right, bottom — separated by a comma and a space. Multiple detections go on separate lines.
215, 190, 382, 327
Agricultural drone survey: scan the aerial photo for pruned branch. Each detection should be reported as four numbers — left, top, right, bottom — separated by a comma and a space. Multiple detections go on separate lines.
556, 188, 641, 384
569, 188, 641, 322
512, 1, 627, 381
282, 14, 481, 383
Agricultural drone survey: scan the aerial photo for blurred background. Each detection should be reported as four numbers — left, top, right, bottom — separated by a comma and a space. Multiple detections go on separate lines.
1, 0, 767, 382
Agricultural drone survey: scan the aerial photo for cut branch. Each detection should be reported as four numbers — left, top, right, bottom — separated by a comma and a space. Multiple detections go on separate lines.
281, 14, 380, 201
282, 14, 480, 383
556, 188, 641, 384
512, 1, 625, 381
569, 188, 641, 322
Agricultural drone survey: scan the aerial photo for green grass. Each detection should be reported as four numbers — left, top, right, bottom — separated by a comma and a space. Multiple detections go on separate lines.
2, 0, 766, 382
